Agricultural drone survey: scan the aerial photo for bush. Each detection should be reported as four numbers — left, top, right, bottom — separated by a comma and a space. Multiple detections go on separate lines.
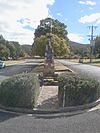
58, 72, 100, 107
0, 73, 40, 108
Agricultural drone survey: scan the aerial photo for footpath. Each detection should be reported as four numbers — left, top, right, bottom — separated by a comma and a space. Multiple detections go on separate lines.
35, 60, 70, 110
35, 86, 59, 110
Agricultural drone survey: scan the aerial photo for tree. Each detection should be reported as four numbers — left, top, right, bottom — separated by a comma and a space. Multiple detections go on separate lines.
32, 35, 46, 57
0, 44, 10, 60
6, 42, 16, 59
32, 34, 69, 57
94, 36, 100, 58
0, 35, 5, 44
8, 41, 22, 59
32, 18, 69, 57
0, 34, 28, 60
21, 45, 32, 57
35, 18, 68, 40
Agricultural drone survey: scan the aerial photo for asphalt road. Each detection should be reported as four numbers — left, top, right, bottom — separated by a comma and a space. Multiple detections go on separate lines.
0, 109, 100, 133
58, 60, 100, 82
0, 59, 42, 82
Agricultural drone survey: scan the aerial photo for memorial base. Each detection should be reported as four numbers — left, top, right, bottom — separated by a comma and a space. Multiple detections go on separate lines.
43, 60, 58, 85
43, 60, 54, 77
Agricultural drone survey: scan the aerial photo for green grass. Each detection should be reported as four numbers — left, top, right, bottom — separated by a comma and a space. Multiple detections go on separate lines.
68, 58, 100, 67
4, 60, 26, 66
84, 59, 100, 66
32, 64, 44, 73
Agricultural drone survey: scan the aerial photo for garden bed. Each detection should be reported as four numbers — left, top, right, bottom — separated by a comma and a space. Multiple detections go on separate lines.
58, 72, 100, 107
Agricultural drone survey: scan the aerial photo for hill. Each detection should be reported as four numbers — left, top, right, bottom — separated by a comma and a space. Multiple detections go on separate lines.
69, 40, 90, 47
69, 41, 90, 57
21, 45, 32, 56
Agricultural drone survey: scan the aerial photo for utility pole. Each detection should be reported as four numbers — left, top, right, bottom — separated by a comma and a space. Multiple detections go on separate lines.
88, 26, 97, 63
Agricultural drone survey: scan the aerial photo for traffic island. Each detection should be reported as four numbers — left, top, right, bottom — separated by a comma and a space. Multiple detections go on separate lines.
0, 61, 100, 117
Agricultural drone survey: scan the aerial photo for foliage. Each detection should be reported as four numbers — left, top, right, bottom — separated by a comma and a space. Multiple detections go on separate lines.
6, 43, 16, 59
94, 36, 100, 58
32, 35, 46, 57
34, 18, 68, 40
8, 41, 22, 59
21, 45, 32, 56
32, 18, 69, 57
0, 35, 32, 60
0, 43, 10, 60
32, 34, 70, 57
58, 72, 100, 107
0, 73, 40, 108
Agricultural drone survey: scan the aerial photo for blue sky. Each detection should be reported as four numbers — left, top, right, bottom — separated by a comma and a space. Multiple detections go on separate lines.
0, 0, 100, 44
50, 0, 100, 44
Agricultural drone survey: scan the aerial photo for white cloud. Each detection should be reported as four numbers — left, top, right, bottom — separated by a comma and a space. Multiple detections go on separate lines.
68, 33, 84, 43
65, 18, 68, 22
89, 7, 93, 10
0, 0, 55, 44
78, 0, 96, 6
57, 13, 62, 16
79, 13, 100, 24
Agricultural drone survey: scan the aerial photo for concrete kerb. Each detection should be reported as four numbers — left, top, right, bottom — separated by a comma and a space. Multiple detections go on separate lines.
0, 98, 100, 116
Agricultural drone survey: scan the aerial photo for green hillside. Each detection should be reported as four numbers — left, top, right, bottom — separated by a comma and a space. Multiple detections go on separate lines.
69, 41, 90, 58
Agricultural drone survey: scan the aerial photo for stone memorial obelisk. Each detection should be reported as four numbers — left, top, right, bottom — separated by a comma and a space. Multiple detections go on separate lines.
43, 19, 54, 77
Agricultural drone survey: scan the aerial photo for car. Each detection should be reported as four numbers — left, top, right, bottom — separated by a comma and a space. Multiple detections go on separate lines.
79, 58, 83, 63
0, 60, 5, 68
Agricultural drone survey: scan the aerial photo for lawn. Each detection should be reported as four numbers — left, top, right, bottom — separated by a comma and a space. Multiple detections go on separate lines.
91, 59, 100, 66
4, 60, 26, 66
68, 58, 100, 67
4, 58, 100, 67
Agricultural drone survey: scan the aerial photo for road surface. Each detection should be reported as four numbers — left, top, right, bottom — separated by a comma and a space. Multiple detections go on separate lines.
0, 109, 100, 133
58, 60, 100, 82
0, 59, 42, 82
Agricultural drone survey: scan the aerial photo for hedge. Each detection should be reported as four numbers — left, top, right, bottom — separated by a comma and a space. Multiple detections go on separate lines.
0, 73, 40, 108
58, 72, 100, 107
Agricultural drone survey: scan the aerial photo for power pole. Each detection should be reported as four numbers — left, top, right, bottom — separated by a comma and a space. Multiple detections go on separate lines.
88, 26, 97, 63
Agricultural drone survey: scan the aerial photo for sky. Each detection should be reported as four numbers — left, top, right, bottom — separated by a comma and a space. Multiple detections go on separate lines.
0, 0, 100, 45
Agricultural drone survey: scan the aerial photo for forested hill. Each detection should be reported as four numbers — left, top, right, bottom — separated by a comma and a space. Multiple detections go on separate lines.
69, 40, 90, 57
69, 40, 90, 47
21, 45, 32, 56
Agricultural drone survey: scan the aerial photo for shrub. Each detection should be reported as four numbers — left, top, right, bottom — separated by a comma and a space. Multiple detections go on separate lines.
58, 72, 100, 107
0, 73, 40, 108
